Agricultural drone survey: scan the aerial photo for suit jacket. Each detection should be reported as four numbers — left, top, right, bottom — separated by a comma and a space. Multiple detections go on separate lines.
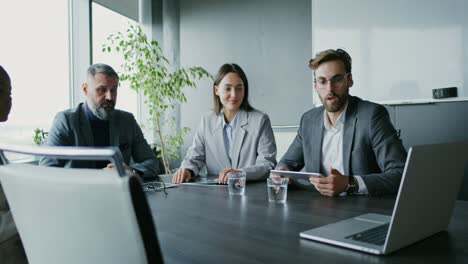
278, 96, 407, 195
39, 103, 161, 178
181, 109, 277, 181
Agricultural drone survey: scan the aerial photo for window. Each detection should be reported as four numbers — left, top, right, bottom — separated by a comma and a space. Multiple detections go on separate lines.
0, 1, 70, 147
91, 2, 138, 119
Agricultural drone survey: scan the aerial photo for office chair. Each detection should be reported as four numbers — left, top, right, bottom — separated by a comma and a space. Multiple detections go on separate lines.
0, 144, 164, 264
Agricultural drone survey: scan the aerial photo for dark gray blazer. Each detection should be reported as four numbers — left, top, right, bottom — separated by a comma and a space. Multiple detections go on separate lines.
278, 96, 407, 196
39, 103, 161, 178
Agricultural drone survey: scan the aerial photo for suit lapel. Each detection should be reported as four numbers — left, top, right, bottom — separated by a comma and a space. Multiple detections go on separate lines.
311, 110, 324, 172
231, 110, 247, 169
343, 97, 357, 175
212, 113, 231, 167
78, 103, 95, 168
109, 111, 120, 147
79, 103, 94, 147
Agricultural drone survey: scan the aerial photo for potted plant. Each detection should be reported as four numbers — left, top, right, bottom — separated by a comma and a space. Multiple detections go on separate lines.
102, 23, 210, 174
33, 128, 48, 145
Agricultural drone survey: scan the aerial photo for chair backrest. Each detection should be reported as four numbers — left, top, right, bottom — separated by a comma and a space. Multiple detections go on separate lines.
0, 144, 164, 264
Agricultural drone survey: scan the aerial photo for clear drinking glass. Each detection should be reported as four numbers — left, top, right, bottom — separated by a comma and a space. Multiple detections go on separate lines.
228, 170, 246, 195
267, 177, 288, 203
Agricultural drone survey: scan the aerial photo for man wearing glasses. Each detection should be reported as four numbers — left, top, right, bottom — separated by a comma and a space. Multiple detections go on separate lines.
276, 49, 407, 196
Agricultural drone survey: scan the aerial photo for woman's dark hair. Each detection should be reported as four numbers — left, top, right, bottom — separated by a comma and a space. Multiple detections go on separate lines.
213, 63, 253, 113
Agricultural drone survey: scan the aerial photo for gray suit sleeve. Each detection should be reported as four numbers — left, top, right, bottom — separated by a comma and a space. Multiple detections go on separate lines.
129, 117, 161, 178
39, 112, 71, 167
361, 105, 407, 195
277, 115, 305, 171
180, 116, 206, 176
242, 115, 277, 181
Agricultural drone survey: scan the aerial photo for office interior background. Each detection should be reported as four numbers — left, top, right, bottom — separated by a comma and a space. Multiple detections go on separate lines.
0, 0, 468, 199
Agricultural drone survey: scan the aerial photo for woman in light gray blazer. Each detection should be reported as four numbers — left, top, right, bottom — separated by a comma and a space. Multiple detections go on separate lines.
173, 63, 277, 184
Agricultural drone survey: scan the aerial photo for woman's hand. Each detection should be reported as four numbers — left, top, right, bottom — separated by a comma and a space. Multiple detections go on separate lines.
172, 168, 193, 184
217, 167, 235, 184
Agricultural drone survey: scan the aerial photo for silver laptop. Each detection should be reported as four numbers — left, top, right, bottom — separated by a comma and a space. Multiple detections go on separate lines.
300, 141, 468, 255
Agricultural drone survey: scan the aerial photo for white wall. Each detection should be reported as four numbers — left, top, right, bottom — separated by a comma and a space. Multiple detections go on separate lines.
312, 0, 468, 104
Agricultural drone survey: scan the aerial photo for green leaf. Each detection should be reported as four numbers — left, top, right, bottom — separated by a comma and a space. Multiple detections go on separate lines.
102, 23, 209, 172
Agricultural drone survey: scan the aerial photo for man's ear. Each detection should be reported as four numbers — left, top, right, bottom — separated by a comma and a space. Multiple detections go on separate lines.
82, 83, 88, 95
347, 74, 354, 88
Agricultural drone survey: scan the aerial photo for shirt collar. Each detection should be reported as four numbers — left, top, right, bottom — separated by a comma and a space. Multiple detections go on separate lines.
323, 100, 348, 131
222, 111, 239, 129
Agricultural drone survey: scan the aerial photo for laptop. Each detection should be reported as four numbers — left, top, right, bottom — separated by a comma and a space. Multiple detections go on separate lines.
300, 141, 468, 255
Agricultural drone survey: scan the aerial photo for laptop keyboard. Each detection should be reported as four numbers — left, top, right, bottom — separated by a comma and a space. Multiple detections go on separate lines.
345, 223, 389, 246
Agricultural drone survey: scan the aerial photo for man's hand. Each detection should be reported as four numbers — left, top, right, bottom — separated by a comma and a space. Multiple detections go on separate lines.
172, 168, 193, 184
310, 167, 349, 197
270, 167, 292, 184
217, 168, 235, 184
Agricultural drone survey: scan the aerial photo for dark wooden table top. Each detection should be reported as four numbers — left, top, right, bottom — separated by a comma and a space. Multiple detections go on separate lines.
146, 181, 468, 264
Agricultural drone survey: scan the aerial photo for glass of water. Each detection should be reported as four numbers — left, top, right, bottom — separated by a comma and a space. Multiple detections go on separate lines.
267, 177, 288, 203
228, 170, 246, 195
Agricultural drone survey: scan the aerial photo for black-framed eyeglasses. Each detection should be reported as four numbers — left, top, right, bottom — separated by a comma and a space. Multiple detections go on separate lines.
142, 181, 168, 195
314, 72, 350, 89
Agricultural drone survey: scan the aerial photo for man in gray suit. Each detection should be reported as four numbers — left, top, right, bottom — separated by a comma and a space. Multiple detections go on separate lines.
39, 63, 160, 178
277, 49, 407, 196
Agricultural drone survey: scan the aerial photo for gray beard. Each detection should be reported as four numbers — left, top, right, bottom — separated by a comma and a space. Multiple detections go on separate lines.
89, 102, 113, 121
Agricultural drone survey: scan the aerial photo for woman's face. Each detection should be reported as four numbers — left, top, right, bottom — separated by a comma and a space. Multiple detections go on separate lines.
215, 72, 245, 113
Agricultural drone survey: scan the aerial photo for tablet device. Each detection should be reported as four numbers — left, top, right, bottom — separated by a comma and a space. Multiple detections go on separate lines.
270, 170, 324, 190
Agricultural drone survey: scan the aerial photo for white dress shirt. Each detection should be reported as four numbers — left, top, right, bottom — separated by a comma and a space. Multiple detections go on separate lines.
321, 103, 368, 194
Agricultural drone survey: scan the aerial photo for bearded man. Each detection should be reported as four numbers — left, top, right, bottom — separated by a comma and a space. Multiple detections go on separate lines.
276, 49, 407, 196
39, 63, 160, 178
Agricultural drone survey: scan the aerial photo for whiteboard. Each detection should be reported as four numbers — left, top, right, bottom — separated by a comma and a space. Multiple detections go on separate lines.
312, 0, 468, 105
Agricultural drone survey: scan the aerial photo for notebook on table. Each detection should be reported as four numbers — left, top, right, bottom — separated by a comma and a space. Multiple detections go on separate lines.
158, 173, 222, 186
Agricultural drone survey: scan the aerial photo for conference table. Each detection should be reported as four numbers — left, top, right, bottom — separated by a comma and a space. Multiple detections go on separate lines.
146, 181, 468, 264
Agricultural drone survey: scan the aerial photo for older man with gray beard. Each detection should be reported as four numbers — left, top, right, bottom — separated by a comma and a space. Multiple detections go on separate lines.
39, 63, 161, 178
